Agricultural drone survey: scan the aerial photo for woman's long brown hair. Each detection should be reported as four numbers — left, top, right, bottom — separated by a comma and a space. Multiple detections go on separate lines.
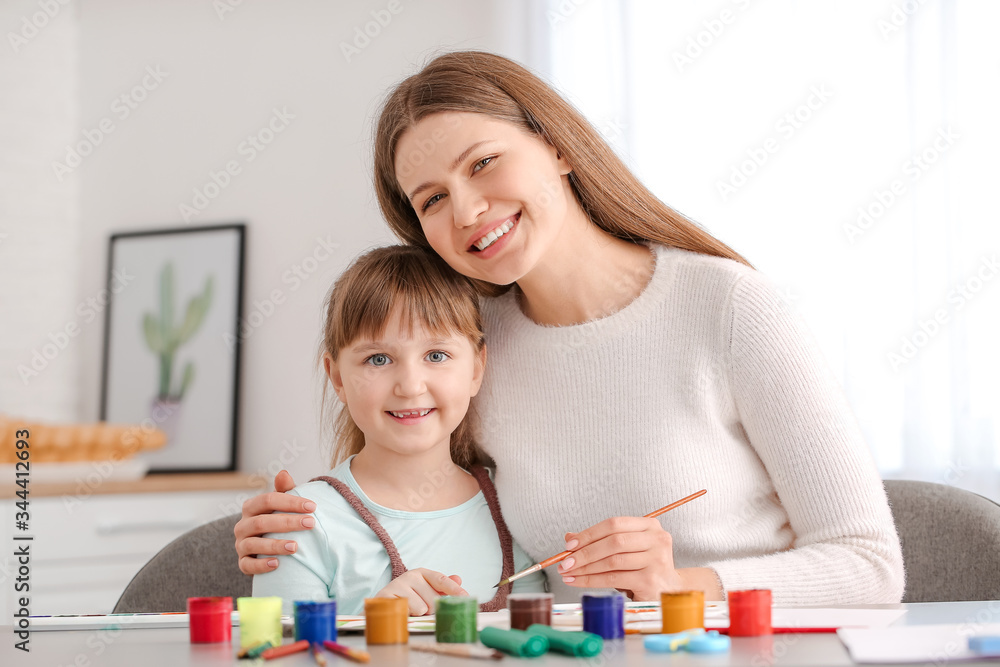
373, 50, 752, 296
319, 245, 486, 469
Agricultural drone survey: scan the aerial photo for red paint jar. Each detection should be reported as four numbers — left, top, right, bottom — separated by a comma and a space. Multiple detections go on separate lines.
728, 589, 772, 636
187, 596, 233, 644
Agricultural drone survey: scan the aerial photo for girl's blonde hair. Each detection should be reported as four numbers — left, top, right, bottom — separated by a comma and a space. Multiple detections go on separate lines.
373, 50, 752, 297
320, 245, 486, 470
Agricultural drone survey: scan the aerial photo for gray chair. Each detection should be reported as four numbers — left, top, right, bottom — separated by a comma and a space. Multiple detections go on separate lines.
113, 513, 252, 612
114, 482, 1000, 610
884, 479, 1000, 603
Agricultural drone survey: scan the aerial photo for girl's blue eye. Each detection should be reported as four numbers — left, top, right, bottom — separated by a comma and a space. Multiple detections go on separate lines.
426, 351, 448, 363
366, 354, 390, 367
473, 156, 494, 172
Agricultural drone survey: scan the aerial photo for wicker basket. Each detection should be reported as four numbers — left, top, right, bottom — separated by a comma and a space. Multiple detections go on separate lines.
0, 415, 167, 464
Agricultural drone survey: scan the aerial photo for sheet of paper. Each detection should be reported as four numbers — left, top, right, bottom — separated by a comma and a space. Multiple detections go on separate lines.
838, 623, 1000, 663
551, 603, 904, 632
28, 612, 242, 631
761, 607, 906, 630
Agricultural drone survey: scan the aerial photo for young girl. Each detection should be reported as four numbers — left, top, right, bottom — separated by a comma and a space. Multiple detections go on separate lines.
240, 51, 903, 606
251, 245, 545, 615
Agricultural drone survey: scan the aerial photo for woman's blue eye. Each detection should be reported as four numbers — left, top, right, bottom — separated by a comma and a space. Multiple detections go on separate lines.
421, 194, 443, 212
426, 351, 448, 363
366, 354, 390, 366
473, 156, 494, 172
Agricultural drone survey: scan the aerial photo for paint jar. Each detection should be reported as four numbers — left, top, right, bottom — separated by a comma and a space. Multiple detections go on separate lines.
435, 596, 478, 643
237, 597, 282, 648
364, 597, 408, 645
508, 593, 553, 631
187, 596, 232, 644
728, 589, 772, 636
660, 590, 704, 634
294, 600, 338, 644
582, 592, 625, 639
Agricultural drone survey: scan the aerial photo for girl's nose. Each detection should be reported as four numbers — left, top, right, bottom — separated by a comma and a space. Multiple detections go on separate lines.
394, 362, 427, 397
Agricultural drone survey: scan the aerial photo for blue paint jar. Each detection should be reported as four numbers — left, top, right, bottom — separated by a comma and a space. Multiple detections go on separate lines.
581, 593, 625, 640
294, 600, 338, 644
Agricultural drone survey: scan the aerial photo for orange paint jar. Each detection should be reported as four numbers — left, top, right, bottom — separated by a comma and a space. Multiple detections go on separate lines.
660, 590, 704, 634
364, 597, 408, 645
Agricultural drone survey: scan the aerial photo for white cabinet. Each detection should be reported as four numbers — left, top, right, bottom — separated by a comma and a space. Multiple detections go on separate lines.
1, 478, 256, 617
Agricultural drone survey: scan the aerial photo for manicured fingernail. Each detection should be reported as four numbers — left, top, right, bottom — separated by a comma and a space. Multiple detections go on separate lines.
267, 559, 278, 568
302, 517, 315, 528
563, 576, 575, 583
565, 539, 578, 550
560, 558, 575, 571
285, 542, 296, 552
303, 502, 317, 511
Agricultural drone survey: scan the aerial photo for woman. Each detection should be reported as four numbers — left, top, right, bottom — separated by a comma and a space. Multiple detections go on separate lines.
235, 51, 904, 605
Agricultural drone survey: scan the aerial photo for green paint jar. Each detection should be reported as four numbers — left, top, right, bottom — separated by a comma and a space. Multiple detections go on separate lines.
434, 596, 478, 643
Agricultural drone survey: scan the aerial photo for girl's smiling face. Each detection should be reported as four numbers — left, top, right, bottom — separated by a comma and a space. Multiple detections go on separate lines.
326, 305, 486, 463
394, 112, 574, 286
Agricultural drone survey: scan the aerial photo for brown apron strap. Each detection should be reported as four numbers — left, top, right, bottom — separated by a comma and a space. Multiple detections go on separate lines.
310, 475, 408, 580
469, 465, 515, 612
312, 467, 516, 613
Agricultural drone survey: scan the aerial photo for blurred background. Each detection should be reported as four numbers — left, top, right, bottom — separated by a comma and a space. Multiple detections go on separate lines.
1, 0, 998, 614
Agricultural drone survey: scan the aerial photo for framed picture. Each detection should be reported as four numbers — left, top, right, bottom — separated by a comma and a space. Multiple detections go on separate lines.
100, 223, 245, 473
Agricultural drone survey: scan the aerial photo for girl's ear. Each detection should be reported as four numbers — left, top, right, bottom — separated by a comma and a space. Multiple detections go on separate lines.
323, 352, 347, 404
470, 343, 487, 397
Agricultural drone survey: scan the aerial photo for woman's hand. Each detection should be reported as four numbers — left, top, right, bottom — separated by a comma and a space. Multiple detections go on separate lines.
235, 470, 316, 575
557, 516, 687, 601
375, 569, 468, 616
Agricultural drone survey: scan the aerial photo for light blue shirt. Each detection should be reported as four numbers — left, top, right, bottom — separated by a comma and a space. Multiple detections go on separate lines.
252, 456, 547, 614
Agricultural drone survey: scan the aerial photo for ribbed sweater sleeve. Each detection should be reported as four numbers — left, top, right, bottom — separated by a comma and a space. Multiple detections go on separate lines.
706, 269, 905, 604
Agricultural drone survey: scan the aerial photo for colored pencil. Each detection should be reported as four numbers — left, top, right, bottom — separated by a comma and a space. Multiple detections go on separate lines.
410, 643, 504, 660
238, 641, 273, 659
495, 489, 708, 587
312, 644, 328, 666
237, 640, 265, 658
262, 640, 309, 660
322, 640, 371, 663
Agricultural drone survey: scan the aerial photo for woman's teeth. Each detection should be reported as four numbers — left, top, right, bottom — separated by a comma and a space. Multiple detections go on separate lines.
389, 409, 432, 418
474, 218, 515, 251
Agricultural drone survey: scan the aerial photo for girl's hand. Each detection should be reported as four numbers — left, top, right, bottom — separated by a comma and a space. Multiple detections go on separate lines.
235, 470, 317, 575
557, 516, 685, 601
375, 569, 468, 616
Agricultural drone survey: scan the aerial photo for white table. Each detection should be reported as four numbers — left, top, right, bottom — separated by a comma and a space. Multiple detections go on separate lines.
4, 601, 1000, 666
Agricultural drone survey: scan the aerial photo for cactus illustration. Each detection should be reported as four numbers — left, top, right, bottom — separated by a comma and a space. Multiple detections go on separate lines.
142, 263, 214, 400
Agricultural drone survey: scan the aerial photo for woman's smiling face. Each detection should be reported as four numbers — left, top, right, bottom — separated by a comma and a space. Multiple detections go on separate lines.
394, 112, 574, 286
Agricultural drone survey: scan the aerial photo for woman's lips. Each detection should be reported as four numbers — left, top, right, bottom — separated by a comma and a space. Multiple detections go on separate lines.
469, 213, 519, 253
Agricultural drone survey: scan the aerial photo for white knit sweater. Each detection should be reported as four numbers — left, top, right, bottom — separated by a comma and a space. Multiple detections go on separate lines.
474, 244, 904, 606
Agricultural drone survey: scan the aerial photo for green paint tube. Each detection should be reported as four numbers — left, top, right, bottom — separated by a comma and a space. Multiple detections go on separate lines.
480, 627, 549, 657
526, 624, 603, 657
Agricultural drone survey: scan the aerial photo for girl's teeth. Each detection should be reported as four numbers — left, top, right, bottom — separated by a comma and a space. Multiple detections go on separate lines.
390, 409, 431, 418
475, 218, 515, 251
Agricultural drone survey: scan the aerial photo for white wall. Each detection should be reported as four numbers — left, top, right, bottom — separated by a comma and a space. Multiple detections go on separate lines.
70, 0, 542, 483
0, 0, 80, 421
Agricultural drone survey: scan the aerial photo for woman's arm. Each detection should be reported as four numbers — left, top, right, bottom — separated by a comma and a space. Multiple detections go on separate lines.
235, 470, 317, 575
702, 269, 904, 604
558, 268, 904, 605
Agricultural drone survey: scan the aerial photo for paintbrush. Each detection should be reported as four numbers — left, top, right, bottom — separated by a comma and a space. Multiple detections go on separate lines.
410, 643, 504, 660
494, 489, 707, 588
